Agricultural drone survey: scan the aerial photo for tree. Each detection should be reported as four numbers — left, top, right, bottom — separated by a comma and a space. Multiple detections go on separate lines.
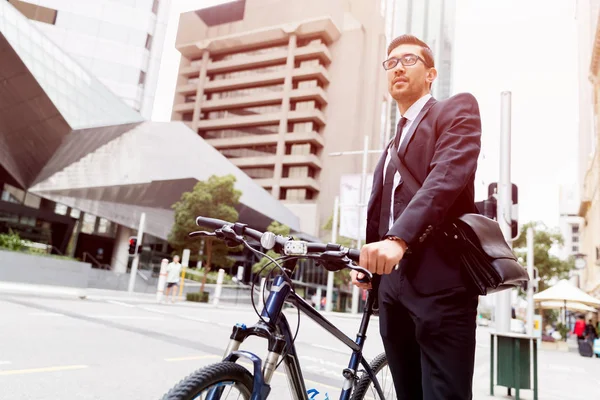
251, 221, 291, 276
168, 175, 242, 293
513, 221, 575, 293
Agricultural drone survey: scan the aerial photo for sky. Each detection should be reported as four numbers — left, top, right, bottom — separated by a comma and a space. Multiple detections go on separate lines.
152, 0, 581, 229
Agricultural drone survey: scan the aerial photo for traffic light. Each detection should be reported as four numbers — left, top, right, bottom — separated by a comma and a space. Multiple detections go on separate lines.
128, 237, 137, 255
482, 183, 519, 239
522, 267, 539, 292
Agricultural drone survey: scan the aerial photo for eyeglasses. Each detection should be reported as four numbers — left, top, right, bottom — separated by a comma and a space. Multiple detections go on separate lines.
382, 53, 428, 70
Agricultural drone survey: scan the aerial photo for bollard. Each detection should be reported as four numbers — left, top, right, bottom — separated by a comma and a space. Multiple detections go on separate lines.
156, 258, 169, 302
213, 268, 225, 306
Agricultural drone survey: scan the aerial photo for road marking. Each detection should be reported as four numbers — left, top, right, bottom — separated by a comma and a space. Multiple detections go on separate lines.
106, 300, 136, 308
299, 355, 347, 370
28, 312, 65, 317
94, 315, 164, 320
0, 361, 11, 365
139, 307, 169, 314
0, 365, 88, 376
310, 343, 347, 354
165, 355, 221, 362
176, 315, 210, 323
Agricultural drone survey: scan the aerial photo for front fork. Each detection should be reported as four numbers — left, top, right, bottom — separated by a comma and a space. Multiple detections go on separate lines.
223, 323, 286, 386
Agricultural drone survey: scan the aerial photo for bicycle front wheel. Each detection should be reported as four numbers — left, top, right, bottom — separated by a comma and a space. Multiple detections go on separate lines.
351, 353, 396, 400
162, 362, 254, 400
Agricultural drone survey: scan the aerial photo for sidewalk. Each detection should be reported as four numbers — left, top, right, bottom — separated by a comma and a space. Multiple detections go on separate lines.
0, 281, 363, 319
473, 342, 600, 399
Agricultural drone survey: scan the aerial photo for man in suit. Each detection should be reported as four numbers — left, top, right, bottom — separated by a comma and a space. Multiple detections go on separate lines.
351, 34, 482, 399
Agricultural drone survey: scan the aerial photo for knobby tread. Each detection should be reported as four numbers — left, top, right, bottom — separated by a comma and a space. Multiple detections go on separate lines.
350, 353, 388, 400
161, 361, 253, 400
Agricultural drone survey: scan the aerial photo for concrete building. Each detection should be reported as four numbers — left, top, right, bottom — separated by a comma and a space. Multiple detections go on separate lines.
7, 0, 171, 118
0, 0, 298, 275
579, 3, 600, 297
558, 185, 583, 261
171, 0, 388, 236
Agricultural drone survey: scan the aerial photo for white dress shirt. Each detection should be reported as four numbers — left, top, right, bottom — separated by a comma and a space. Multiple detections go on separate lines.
384, 94, 432, 229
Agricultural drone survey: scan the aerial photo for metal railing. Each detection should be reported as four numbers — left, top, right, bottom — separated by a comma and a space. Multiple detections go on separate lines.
82, 252, 111, 270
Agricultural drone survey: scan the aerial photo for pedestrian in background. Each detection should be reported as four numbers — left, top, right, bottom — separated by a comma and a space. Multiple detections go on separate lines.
165, 255, 182, 303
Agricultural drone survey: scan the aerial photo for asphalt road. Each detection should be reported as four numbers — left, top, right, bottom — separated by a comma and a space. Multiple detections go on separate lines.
1, 292, 597, 399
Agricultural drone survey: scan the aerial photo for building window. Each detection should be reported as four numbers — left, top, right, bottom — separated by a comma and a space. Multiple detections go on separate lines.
240, 167, 275, 179
54, 204, 68, 216
138, 70, 146, 85
220, 145, 277, 158
1, 184, 24, 204
291, 122, 313, 133
152, 0, 159, 14
8, 0, 58, 25
572, 225, 579, 234
572, 236, 579, 243
573, 245, 579, 253
145, 34, 153, 50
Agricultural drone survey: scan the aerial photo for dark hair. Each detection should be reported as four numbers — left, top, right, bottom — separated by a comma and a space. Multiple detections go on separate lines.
387, 34, 435, 68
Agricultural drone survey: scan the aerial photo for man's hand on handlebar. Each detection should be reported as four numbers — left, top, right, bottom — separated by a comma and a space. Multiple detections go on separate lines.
351, 238, 407, 290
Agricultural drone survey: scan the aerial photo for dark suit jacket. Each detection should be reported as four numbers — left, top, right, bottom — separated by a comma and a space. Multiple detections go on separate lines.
366, 93, 482, 295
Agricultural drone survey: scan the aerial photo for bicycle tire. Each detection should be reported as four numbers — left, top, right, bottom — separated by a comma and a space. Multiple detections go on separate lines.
161, 361, 254, 400
351, 353, 393, 400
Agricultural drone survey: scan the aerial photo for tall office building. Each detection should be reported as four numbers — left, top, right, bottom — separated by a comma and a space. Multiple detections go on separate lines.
579, 2, 600, 296
558, 185, 584, 261
7, 0, 170, 118
171, 0, 387, 236
384, 0, 456, 143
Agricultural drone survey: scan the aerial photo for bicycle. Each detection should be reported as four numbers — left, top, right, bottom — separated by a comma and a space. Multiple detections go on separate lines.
161, 216, 395, 400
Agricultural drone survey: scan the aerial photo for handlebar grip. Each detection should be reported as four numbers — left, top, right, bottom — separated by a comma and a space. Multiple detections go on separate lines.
356, 273, 371, 284
196, 216, 230, 230
347, 248, 361, 263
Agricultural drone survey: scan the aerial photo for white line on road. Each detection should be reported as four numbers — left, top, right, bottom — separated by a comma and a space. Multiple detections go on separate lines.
299, 355, 347, 370
165, 355, 221, 362
310, 343, 348, 354
93, 315, 164, 320
28, 312, 65, 317
139, 307, 170, 314
0, 365, 88, 376
176, 315, 210, 323
0, 361, 11, 365
106, 300, 136, 308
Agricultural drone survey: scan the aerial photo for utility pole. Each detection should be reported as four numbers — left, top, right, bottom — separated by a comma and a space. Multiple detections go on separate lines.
329, 136, 382, 314
496, 91, 513, 333
325, 196, 339, 312
127, 212, 146, 293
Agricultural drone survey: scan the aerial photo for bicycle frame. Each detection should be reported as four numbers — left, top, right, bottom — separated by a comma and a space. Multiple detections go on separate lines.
221, 275, 386, 400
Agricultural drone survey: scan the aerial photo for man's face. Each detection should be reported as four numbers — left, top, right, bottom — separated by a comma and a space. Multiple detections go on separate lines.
174, 256, 180, 263
385, 44, 436, 102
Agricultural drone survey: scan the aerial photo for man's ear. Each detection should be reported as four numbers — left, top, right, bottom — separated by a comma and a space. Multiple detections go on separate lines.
426, 67, 438, 85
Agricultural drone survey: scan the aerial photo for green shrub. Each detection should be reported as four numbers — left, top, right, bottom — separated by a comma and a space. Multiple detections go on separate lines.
0, 231, 23, 251
184, 270, 233, 284
186, 292, 209, 303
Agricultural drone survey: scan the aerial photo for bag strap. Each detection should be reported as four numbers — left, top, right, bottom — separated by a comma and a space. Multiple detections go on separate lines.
388, 145, 422, 197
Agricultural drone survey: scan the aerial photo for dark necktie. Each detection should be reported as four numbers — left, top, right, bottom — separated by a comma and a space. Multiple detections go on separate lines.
378, 117, 408, 238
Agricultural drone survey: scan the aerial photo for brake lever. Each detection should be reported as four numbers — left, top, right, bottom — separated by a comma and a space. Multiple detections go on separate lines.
188, 230, 217, 238
348, 264, 373, 283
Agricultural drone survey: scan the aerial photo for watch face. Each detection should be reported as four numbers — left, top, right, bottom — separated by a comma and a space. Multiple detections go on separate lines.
575, 258, 586, 270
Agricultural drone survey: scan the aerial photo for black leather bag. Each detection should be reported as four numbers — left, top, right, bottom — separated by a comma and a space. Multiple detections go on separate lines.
388, 146, 529, 295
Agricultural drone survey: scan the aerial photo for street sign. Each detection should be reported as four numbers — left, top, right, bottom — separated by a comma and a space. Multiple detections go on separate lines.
339, 174, 373, 240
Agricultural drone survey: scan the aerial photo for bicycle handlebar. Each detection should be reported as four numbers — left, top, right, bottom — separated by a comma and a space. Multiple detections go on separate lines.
194, 215, 367, 279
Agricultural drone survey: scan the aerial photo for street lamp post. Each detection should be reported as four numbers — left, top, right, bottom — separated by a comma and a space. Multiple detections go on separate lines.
329, 136, 383, 314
